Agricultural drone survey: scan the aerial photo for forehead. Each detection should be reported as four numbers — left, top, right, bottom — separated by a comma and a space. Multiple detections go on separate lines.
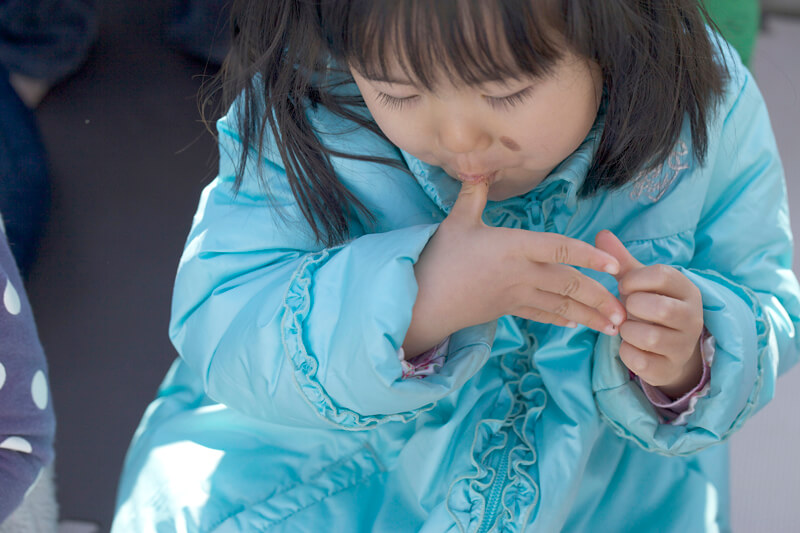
338, 0, 565, 90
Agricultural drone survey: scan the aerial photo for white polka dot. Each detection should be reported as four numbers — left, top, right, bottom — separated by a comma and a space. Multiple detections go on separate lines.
31, 371, 48, 410
0, 436, 32, 453
0, 362, 5, 390
4, 279, 21, 315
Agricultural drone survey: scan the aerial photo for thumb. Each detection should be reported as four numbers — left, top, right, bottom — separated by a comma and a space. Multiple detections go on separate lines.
595, 230, 642, 278
448, 180, 490, 225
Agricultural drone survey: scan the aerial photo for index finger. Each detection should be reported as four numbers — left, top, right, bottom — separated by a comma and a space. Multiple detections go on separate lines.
525, 232, 620, 275
449, 180, 490, 225
619, 264, 699, 302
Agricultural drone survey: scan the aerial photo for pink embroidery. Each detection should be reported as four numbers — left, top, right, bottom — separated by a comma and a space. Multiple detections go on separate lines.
629, 140, 689, 202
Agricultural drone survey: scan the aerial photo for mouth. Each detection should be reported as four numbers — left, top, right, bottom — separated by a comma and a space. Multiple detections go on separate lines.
455, 170, 499, 185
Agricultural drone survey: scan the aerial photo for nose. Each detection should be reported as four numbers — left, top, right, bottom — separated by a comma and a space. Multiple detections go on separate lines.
436, 112, 492, 155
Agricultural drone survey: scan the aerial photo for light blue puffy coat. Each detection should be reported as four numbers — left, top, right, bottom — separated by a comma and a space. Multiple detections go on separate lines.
112, 48, 799, 532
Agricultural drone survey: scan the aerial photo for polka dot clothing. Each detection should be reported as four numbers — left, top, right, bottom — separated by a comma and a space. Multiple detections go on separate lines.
0, 214, 55, 523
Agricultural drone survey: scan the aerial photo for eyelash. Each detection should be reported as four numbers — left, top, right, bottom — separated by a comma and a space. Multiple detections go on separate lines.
375, 92, 419, 110
375, 86, 534, 111
484, 86, 534, 110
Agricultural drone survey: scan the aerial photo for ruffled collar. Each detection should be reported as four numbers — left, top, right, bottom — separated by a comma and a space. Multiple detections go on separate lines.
400, 115, 604, 234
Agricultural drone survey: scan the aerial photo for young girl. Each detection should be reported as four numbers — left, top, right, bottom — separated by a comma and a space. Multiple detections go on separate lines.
112, 1, 800, 531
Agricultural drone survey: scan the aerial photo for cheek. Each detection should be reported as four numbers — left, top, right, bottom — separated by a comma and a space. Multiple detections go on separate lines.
518, 86, 599, 162
368, 105, 432, 156
551, 100, 598, 155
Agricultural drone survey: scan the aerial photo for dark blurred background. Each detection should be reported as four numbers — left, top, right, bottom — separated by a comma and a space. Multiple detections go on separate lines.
24, 0, 217, 528
11, 0, 800, 530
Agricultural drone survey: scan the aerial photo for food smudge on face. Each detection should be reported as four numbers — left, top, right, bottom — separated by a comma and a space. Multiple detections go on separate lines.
500, 136, 521, 151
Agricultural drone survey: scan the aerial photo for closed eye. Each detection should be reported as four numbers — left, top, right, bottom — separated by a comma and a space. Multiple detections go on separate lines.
376, 92, 420, 110
484, 86, 534, 111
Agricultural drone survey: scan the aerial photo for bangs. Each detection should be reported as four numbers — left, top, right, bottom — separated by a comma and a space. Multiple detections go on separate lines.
323, 0, 566, 89
222, 0, 728, 245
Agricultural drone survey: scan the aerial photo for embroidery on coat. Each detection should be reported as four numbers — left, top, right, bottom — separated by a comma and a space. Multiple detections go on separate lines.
629, 140, 689, 202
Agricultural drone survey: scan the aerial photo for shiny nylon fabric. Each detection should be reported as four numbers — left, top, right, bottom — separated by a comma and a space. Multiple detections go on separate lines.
112, 46, 799, 532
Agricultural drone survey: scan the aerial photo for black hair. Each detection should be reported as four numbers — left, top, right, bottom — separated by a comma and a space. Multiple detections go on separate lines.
204, 0, 728, 246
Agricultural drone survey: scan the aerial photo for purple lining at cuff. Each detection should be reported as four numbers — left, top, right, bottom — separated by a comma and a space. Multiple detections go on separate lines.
398, 337, 450, 379
637, 329, 715, 425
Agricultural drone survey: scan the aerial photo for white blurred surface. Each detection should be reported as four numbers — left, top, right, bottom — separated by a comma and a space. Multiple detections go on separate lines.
730, 14, 800, 533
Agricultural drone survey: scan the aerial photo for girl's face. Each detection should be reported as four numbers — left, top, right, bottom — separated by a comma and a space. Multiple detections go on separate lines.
351, 49, 603, 201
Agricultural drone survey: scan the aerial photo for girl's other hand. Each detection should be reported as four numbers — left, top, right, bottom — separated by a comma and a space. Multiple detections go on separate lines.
594, 230, 705, 399
403, 181, 626, 358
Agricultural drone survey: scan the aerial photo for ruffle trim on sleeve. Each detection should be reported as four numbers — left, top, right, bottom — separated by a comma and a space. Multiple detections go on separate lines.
593, 268, 771, 455
281, 250, 435, 429
687, 269, 771, 436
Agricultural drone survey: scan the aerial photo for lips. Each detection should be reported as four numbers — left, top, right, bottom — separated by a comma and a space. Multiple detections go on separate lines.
456, 170, 498, 184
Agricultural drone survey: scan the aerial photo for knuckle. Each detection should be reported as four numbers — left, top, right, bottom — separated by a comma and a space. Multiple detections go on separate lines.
657, 299, 675, 322
554, 244, 570, 264
561, 276, 581, 297
553, 299, 571, 317
656, 264, 673, 285
646, 328, 661, 350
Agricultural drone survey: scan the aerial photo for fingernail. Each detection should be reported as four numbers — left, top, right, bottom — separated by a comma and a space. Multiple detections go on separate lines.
604, 324, 618, 336
566, 321, 577, 329
610, 312, 624, 326
605, 263, 619, 275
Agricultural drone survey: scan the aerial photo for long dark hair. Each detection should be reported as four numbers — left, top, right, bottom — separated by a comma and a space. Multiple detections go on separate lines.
205, 0, 728, 246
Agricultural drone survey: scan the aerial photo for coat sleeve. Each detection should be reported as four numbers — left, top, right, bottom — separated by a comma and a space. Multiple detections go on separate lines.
168, 116, 494, 430
592, 62, 800, 455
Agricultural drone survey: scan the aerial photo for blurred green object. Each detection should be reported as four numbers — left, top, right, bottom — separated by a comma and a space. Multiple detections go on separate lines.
704, 0, 761, 66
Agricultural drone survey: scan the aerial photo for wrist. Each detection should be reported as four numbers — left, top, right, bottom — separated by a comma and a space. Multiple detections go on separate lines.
406, 257, 487, 358
654, 339, 704, 400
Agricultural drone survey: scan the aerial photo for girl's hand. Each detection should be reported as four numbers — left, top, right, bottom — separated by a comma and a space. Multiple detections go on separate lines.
403, 181, 626, 357
595, 230, 704, 399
